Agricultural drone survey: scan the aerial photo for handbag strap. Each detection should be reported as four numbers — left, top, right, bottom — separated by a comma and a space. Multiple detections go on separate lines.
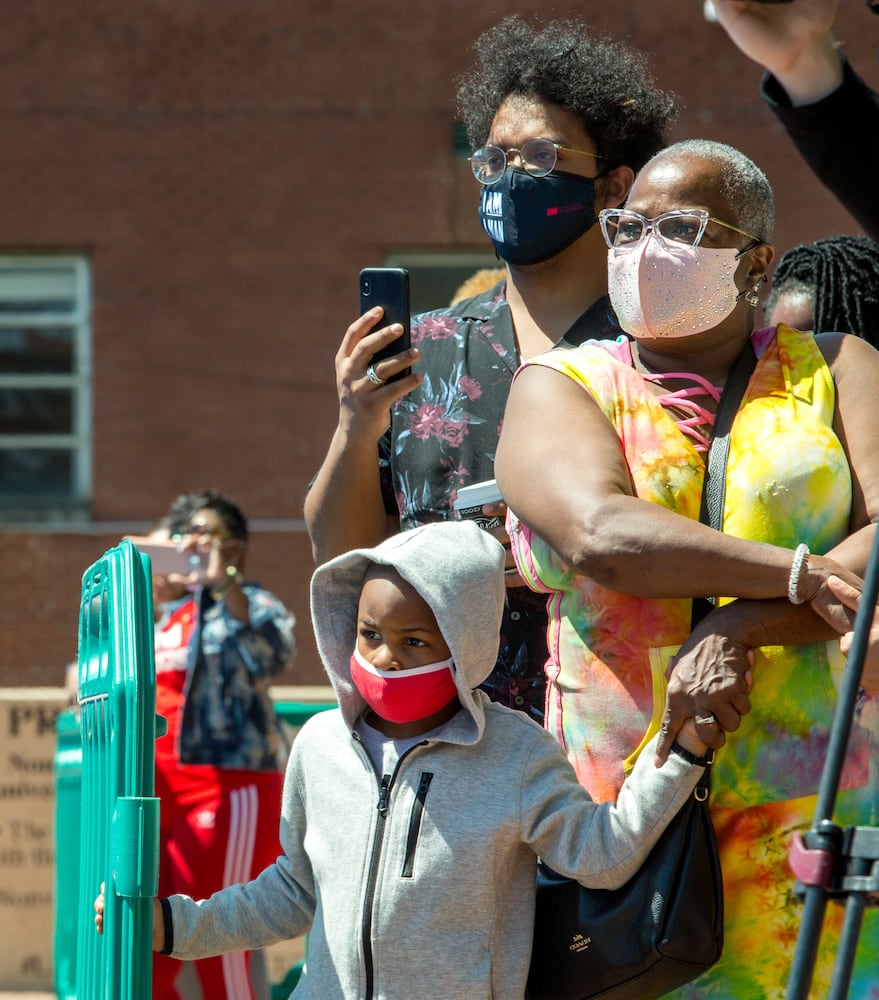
699, 339, 757, 532
691, 339, 757, 627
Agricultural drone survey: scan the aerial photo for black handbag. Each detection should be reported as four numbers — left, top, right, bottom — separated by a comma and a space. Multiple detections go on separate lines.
527, 343, 758, 1000
526, 766, 722, 1000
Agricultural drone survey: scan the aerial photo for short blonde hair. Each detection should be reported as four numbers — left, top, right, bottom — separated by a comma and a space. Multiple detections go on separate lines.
450, 267, 506, 305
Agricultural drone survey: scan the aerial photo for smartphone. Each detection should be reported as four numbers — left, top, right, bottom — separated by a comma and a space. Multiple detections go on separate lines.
359, 266, 411, 382
127, 537, 200, 577
453, 478, 504, 531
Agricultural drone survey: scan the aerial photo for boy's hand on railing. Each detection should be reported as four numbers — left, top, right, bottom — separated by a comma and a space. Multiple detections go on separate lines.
94, 880, 165, 952
94, 882, 105, 935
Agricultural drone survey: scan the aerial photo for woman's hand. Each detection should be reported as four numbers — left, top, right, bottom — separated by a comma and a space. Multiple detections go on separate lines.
334, 307, 422, 442
655, 627, 754, 767
798, 554, 863, 635
818, 575, 879, 693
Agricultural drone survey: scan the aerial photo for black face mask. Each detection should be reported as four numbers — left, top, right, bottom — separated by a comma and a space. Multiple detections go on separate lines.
478, 168, 601, 266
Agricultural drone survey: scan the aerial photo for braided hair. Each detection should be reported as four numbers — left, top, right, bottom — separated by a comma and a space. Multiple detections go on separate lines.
766, 235, 879, 347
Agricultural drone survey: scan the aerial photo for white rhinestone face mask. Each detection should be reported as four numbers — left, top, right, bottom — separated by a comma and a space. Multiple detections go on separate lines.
607, 239, 741, 340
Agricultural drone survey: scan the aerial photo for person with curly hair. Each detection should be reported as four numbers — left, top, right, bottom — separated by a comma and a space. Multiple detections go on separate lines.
305, 14, 676, 724
766, 234, 879, 348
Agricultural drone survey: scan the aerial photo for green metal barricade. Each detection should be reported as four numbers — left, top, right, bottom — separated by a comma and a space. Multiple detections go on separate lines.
75, 539, 160, 1000
269, 700, 335, 999
57, 679, 335, 998
54, 707, 83, 1000
273, 700, 335, 732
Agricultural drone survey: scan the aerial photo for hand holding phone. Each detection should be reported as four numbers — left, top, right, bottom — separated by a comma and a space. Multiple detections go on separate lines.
359, 267, 412, 382
127, 536, 204, 579
453, 479, 504, 530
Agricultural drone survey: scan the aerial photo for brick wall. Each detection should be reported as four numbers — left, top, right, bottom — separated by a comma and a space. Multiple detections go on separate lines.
0, 529, 315, 687
1, 1, 877, 686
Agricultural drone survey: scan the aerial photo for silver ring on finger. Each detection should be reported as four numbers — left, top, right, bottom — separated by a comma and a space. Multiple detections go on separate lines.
696, 714, 716, 726
366, 364, 386, 387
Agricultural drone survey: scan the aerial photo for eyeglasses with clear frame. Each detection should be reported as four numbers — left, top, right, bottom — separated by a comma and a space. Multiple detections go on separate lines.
598, 208, 761, 252
469, 137, 604, 185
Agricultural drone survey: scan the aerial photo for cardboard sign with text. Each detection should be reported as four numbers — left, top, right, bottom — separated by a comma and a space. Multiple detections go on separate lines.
0, 689, 67, 991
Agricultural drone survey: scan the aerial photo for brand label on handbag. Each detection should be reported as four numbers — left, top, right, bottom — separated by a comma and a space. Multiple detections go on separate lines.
568, 933, 592, 953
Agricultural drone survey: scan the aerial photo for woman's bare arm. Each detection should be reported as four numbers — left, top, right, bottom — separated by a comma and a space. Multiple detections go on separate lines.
496, 363, 849, 600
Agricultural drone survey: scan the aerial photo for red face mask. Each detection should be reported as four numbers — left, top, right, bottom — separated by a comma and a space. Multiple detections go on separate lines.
349, 647, 458, 724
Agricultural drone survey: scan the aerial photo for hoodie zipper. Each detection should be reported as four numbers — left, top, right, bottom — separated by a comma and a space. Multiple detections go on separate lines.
402, 772, 433, 878
359, 744, 426, 1000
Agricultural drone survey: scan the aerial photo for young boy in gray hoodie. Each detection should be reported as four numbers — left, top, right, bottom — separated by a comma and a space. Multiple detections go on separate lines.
97, 519, 711, 999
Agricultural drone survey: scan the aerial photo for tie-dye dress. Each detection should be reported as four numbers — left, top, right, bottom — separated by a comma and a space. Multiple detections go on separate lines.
508, 325, 879, 997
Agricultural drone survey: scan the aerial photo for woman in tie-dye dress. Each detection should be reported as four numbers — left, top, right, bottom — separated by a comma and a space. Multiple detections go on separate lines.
496, 140, 879, 997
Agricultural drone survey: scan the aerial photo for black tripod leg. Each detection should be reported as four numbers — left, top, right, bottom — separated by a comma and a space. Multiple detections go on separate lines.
828, 892, 868, 1000
786, 526, 879, 999
787, 887, 829, 1000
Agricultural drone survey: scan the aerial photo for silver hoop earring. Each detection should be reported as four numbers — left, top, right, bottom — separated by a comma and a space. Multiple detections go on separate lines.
745, 284, 761, 308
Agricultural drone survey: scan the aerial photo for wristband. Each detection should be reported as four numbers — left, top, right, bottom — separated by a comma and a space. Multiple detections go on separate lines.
788, 543, 810, 605
670, 741, 715, 767
159, 896, 174, 955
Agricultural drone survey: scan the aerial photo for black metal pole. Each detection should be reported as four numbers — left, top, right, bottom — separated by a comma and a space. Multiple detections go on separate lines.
827, 892, 867, 1000
786, 885, 832, 1000
786, 528, 879, 999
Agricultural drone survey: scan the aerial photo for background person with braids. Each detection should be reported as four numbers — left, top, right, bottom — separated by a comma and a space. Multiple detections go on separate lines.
765, 234, 879, 347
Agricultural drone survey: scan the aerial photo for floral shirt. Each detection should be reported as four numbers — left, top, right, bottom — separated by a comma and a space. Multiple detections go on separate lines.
379, 280, 622, 720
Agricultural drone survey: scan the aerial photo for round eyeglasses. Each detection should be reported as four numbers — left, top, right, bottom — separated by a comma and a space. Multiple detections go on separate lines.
468, 137, 603, 185
598, 208, 760, 251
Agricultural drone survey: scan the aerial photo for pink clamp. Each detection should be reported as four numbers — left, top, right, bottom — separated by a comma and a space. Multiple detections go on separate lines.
788, 832, 835, 890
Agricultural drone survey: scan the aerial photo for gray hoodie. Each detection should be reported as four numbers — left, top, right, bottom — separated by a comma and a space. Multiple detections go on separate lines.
167, 520, 703, 999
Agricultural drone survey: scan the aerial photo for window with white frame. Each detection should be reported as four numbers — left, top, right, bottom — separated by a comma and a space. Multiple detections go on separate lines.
0, 257, 91, 517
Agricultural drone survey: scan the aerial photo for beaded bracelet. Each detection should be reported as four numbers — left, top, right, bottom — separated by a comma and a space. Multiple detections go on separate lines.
788, 543, 810, 605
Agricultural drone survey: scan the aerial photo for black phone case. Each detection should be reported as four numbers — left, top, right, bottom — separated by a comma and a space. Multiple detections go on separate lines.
359, 267, 411, 382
